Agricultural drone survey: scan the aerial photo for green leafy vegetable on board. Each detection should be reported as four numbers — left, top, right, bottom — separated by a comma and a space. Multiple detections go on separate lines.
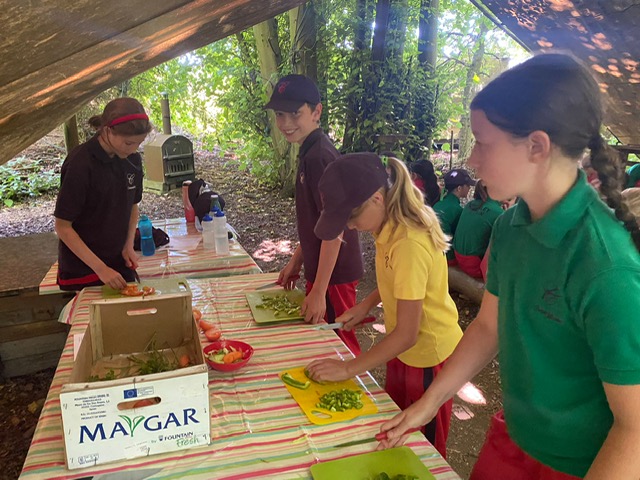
316, 389, 363, 412
256, 294, 301, 317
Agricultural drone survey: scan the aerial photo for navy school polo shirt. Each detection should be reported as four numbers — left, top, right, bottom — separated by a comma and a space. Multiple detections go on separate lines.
295, 128, 363, 284
486, 169, 640, 476
54, 135, 143, 287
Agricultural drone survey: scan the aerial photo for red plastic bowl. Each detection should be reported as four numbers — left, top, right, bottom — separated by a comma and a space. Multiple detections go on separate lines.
203, 340, 253, 372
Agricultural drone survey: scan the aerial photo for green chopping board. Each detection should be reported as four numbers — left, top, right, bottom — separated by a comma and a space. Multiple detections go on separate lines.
245, 289, 305, 324
280, 367, 377, 425
310, 447, 436, 479
101, 278, 190, 298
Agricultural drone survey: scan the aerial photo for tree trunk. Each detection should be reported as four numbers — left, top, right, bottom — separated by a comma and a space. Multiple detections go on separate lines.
289, 3, 317, 80
457, 19, 489, 163
412, 0, 440, 159
63, 115, 80, 155
341, 0, 371, 151
254, 20, 295, 197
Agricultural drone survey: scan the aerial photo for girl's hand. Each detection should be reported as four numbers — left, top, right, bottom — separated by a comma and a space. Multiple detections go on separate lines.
377, 398, 436, 450
97, 266, 128, 290
122, 246, 139, 270
336, 304, 369, 331
305, 358, 352, 383
301, 288, 326, 324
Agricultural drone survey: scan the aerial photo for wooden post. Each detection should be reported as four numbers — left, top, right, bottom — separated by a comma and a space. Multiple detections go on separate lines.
63, 115, 80, 155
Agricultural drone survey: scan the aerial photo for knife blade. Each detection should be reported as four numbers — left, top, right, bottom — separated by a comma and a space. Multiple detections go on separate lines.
255, 275, 300, 290
333, 427, 421, 448
315, 316, 376, 330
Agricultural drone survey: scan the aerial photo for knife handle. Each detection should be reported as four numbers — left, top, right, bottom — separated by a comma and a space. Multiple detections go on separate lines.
374, 426, 420, 441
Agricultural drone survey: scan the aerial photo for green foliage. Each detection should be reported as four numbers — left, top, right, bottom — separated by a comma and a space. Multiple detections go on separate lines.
0, 157, 61, 206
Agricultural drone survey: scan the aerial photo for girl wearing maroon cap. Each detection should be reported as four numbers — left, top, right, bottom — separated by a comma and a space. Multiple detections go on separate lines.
306, 153, 462, 457
54, 97, 151, 291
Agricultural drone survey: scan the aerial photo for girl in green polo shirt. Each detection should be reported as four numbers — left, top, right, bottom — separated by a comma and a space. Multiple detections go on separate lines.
379, 53, 640, 480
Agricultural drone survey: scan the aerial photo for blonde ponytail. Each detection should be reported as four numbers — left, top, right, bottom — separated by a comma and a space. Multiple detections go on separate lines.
385, 157, 450, 253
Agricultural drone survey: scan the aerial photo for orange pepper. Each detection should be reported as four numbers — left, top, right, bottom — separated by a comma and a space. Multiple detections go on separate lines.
222, 351, 243, 364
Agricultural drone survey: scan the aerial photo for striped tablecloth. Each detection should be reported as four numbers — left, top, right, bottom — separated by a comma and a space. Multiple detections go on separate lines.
39, 218, 261, 295
21, 273, 461, 480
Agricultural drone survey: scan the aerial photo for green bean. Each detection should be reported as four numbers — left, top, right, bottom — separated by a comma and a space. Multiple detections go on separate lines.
256, 294, 301, 317
315, 389, 363, 412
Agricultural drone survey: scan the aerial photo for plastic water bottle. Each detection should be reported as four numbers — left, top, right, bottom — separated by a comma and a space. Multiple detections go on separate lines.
213, 210, 229, 255
201, 214, 215, 250
210, 194, 222, 214
139, 215, 155, 256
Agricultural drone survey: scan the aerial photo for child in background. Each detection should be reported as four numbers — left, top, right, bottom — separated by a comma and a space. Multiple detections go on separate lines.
453, 181, 503, 279
305, 153, 462, 458
54, 97, 151, 291
265, 74, 363, 355
379, 53, 640, 480
626, 162, 640, 188
410, 159, 441, 207
433, 168, 476, 264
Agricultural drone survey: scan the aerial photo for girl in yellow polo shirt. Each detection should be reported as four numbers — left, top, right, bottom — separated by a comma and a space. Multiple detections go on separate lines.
306, 152, 463, 458
380, 53, 640, 480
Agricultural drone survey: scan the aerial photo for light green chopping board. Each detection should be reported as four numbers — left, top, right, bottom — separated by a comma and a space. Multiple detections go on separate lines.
101, 277, 190, 298
245, 289, 305, 324
310, 446, 436, 479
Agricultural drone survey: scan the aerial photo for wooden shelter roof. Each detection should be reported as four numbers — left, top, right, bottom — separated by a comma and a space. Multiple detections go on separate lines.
0, 0, 638, 164
0, 0, 305, 164
476, 0, 639, 146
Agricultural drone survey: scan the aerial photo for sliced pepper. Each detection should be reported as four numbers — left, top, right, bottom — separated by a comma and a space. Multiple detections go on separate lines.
282, 372, 311, 390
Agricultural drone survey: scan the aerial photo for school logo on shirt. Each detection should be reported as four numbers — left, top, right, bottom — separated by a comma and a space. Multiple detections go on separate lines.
299, 172, 305, 185
535, 285, 563, 323
127, 173, 136, 190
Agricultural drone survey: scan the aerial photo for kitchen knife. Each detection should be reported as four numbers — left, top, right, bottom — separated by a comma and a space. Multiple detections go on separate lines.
333, 427, 421, 448
315, 316, 376, 330
255, 275, 300, 290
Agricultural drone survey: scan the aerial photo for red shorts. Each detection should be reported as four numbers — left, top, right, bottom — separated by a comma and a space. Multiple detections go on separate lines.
305, 280, 360, 355
454, 251, 483, 279
385, 357, 452, 459
470, 411, 582, 480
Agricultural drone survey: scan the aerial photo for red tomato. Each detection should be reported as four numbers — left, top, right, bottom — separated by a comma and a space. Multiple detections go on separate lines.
199, 318, 217, 331
178, 354, 190, 368
204, 328, 222, 342
192, 308, 203, 322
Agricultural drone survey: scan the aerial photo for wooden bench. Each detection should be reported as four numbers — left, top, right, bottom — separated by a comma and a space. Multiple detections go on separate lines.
0, 233, 72, 378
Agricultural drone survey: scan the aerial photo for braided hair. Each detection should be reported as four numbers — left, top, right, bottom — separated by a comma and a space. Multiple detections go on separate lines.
471, 53, 640, 251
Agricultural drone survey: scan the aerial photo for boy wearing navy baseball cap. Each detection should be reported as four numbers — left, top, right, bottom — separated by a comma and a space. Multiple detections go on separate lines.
265, 74, 363, 355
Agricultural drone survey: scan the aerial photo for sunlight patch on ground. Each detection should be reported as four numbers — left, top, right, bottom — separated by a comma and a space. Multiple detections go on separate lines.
253, 239, 293, 262
456, 382, 487, 406
372, 323, 386, 334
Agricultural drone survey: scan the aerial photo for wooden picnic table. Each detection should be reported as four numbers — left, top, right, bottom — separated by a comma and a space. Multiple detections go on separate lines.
20, 273, 461, 479
39, 218, 262, 295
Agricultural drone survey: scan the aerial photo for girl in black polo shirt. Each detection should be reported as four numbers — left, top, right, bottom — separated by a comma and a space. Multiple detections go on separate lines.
54, 97, 151, 291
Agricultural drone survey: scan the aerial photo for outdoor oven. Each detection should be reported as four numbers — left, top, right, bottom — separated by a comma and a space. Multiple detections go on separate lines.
143, 94, 196, 193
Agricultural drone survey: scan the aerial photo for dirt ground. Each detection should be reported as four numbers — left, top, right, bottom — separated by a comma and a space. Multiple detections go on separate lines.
0, 135, 502, 479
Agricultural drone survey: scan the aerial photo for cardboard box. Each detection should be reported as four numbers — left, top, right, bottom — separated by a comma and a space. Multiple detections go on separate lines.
60, 291, 210, 469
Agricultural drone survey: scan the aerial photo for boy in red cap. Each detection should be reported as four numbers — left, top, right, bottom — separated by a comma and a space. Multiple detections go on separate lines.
265, 74, 363, 355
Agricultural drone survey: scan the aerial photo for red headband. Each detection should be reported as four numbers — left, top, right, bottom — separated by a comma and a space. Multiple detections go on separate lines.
107, 113, 149, 127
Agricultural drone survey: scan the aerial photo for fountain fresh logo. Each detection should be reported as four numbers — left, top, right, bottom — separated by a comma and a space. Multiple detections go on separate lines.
78, 408, 199, 443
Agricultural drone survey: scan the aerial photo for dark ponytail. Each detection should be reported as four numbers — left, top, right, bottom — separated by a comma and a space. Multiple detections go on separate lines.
589, 138, 640, 250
